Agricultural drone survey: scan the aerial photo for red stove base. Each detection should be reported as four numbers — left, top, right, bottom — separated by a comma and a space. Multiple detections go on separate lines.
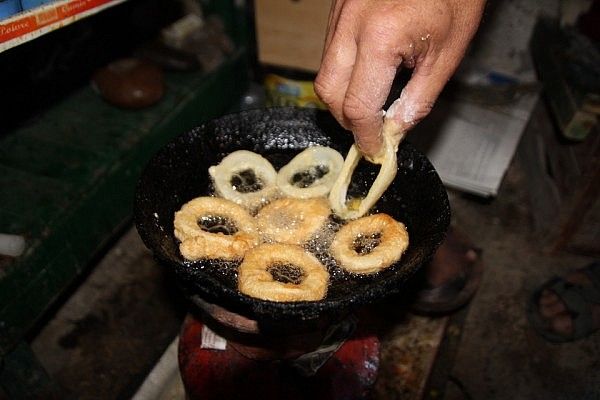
178, 314, 380, 400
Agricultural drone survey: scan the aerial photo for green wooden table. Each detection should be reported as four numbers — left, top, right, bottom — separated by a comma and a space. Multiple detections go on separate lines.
0, 48, 248, 398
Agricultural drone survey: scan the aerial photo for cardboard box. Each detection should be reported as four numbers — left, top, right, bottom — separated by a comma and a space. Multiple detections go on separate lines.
254, 0, 331, 72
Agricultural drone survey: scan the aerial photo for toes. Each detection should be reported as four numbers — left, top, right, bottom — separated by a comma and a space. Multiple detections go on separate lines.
565, 271, 589, 286
465, 249, 478, 262
551, 314, 573, 336
538, 289, 567, 318
539, 299, 567, 318
536, 288, 574, 338
539, 289, 560, 306
533, 267, 599, 340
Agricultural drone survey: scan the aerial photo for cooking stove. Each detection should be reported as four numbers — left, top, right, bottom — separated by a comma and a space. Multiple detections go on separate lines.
178, 303, 380, 400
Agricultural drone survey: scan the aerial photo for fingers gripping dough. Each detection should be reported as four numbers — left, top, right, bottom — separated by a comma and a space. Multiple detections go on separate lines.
329, 120, 406, 220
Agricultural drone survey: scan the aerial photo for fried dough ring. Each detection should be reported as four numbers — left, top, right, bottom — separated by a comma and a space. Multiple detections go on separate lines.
174, 196, 259, 261
209, 150, 279, 211
238, 243, 329, 302
256, 197, 331, 245
330, 213, 409, 274
277, 146, 344, 198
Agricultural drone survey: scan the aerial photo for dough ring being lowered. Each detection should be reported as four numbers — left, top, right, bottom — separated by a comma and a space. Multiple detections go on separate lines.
238, 243, 329, 302
209, 150, 279, 211
174, 196, 259, 261
329, 118, 407, 220
256, 197, 331, 245
277, 146, 344, 199
330, 213, 409, 274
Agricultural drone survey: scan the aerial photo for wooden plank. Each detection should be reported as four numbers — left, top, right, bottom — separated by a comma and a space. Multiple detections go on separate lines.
375, 313, 449, 400
0, 135, 109, 186
254, 0, 331, 72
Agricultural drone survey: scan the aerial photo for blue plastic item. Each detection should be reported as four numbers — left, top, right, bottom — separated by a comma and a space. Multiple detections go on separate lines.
0, 0, 21, 18
20, 0, 53, 11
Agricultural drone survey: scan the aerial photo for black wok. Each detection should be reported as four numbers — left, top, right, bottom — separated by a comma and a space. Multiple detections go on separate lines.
134, 107, 450, 322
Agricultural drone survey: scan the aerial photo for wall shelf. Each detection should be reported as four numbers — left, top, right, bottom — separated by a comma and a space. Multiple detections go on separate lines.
0, 49, 248, 357
0, 0, 127, 53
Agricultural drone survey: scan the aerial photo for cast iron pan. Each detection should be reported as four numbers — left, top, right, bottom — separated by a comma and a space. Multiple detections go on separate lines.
134, 107, 450, 321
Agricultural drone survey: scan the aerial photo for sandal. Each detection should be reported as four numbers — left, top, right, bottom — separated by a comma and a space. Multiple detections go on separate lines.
411, 227, 484, 315
527, 261, 600, 343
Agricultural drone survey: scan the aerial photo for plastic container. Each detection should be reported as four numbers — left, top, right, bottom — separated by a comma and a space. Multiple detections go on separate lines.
263, 66, 326, 109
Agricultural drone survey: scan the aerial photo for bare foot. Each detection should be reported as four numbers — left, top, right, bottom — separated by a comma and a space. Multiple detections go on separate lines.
537, 270, 600, 338
412, 228, 483, 314
426, 230, 479, 288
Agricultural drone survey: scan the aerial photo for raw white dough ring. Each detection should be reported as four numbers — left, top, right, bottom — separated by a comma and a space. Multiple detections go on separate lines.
209, 150, 279, 211
329, 129, 404, 219
276, 146, 344, 198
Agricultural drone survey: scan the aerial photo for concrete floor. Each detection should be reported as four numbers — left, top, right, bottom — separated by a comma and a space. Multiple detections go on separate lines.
444, 159, 599, 400
31, 121, 599, 399
31, 228, 187, 399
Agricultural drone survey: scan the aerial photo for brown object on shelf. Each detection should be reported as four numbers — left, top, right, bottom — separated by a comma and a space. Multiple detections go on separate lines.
254, 0, 331, 73
518, 100, 600, 256
92, 58, 165, 109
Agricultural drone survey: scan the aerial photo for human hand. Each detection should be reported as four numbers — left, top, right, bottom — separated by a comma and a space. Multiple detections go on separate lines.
315, 0, 486, 158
